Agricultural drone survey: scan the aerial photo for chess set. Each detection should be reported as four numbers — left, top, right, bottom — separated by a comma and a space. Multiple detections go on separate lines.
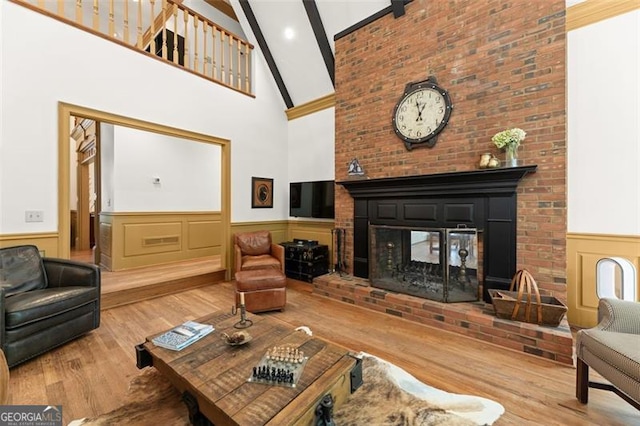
247, 345, 308, 388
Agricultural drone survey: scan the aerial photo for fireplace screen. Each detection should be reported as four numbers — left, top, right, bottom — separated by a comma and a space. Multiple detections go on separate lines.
369, 225, 479, 303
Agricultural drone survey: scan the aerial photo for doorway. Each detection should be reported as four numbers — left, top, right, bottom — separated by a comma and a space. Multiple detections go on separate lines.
70, 116, 99, 265
58, 102, 232, 280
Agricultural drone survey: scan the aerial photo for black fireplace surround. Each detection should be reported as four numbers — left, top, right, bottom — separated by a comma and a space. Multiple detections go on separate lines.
339, 166, 537, 302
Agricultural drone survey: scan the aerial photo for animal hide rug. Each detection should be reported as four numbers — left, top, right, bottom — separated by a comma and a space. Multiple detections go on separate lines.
71, 354, 503, 425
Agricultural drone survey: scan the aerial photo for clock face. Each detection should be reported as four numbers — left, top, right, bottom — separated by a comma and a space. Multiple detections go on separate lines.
392, 80, 452, 149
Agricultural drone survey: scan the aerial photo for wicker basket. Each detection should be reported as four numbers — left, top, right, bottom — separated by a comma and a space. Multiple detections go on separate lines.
488, 269, 567, 326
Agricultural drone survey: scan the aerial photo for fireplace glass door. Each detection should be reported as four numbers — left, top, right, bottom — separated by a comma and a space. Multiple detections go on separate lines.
369, 225, 479, 303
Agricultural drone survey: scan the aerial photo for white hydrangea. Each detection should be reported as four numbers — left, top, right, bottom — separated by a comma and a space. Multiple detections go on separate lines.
492, 128, 526, 149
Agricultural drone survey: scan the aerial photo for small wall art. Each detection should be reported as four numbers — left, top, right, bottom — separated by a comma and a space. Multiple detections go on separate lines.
251, 177, 273, 208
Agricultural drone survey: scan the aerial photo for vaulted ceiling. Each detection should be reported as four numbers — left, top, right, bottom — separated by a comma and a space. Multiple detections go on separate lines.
228, 0, 410, 109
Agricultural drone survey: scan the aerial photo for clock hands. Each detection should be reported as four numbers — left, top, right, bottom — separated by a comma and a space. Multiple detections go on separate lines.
416, 102, 426, 122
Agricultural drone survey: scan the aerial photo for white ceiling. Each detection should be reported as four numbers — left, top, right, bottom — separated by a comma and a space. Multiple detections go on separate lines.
230, 0, 393, 107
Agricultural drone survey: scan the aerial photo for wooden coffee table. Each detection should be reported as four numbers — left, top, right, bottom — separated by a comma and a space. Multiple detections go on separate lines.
136, 310, 361, 426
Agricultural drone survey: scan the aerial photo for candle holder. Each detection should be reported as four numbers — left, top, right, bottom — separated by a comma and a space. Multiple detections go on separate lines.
231, 297, 253, 329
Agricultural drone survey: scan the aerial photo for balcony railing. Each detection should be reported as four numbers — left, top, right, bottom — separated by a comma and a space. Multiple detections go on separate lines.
12, 0, 254, 95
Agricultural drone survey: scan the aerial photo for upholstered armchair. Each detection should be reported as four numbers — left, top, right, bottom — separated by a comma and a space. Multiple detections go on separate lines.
576, 298, 640, 410
233, 231, 284, 273
0, 245, 101, 368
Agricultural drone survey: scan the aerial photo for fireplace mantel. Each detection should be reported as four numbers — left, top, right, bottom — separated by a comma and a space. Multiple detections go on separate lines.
338, 165, 537, 302
338, 165, 537, 198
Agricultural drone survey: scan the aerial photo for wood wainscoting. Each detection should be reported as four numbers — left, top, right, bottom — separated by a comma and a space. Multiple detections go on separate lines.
0, 233, 60, 257
567, 232, 640, 328
100, 211, 223, 271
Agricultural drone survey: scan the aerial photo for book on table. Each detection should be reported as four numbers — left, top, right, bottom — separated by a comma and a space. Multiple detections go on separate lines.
152, 320, 214, 351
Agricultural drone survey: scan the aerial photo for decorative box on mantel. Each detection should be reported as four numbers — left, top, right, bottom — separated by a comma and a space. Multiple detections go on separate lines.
339, 165, 537, 303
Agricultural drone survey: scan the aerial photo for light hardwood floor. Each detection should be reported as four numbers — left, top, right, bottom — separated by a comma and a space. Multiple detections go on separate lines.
8, 279, 638, 425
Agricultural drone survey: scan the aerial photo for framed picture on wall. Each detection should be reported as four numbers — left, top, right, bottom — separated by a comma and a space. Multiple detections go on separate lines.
251, 177, 273, 208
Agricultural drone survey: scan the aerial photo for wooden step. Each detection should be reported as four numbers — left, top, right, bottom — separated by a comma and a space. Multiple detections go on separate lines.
100, 256, 226, 310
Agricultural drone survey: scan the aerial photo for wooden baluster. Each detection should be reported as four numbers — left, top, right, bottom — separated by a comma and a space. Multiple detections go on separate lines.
161, 0, 168, 60
123, 0, 129, 44
75, 0, 83, 25
236, 38, 242, 89
245, 43, 251, 92
220, 32, 225, 84
150, 0, 156, 56
203, 23, 208, 76
173, 4, 179, 64
57, 0, 64, 16
109, 0, 115, 39
93, 0, 99, 32
38, 0, 44, 8
212, 25, 217, 80
228, 33, 233, 85
136, 0, 143, 49
183, 9, 189, 68
194, 18, 199, 73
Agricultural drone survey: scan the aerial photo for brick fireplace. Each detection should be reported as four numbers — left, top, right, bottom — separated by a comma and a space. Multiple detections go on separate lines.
332, 0, 567, 299
313, 167, 574, 365
324, 1, 569, 363
339, 167, 537, 303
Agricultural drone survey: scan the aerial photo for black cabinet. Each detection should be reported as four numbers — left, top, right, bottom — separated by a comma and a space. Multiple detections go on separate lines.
281, 240, 329, 282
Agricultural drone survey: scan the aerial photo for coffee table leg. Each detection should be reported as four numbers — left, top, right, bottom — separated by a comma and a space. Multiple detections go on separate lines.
182, 391, 214, 426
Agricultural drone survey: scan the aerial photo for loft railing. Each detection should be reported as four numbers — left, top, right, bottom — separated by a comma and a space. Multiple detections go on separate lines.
12, 0, 254, 95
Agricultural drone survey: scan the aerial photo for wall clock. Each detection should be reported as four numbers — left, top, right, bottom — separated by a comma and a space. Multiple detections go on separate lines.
251, 177, 273, 208
392, 76, 453, 150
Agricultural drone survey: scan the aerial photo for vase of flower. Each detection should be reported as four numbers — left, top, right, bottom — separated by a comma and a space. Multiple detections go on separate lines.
505, 144, 519, 167
492, 128, 526, 168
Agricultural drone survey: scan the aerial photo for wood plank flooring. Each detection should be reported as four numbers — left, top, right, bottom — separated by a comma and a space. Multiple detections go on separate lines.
8, 280, 638, 425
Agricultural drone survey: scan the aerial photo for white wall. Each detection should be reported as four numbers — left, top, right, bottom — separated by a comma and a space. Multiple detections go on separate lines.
0, 1, 288, 234
287, 107, 335, 183
567, 10, 640, 235
112, 126, 221, 212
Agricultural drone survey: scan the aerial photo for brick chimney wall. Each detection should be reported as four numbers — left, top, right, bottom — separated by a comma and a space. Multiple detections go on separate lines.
334, 0, 567, 299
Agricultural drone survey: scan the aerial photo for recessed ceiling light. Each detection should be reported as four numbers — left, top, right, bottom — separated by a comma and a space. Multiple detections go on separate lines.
283, 27, 295, 40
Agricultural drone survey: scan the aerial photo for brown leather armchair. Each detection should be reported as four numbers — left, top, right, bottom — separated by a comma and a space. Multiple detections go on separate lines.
0, 245, 100, 368
234, 230, 284, 273
233, 231, 286, 313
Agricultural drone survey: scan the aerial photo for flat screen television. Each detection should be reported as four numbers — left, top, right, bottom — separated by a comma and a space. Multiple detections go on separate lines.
289, 180, 335, 219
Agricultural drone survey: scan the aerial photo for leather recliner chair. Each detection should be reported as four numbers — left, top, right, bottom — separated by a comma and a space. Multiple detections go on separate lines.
234, 230, 284, 273
0, 245, 100, 368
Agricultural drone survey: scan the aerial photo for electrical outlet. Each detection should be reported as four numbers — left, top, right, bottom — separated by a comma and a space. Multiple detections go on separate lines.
25, 210, 44, 222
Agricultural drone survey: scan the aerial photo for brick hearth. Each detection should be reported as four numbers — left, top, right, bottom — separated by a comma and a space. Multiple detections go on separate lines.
313, 274, 574, 366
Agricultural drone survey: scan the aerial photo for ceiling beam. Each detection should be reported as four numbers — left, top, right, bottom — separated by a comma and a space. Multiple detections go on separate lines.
336, 0, 413, 40
302, 0, 334, 87
391, 0, 406, 18
239, 0, 293, 109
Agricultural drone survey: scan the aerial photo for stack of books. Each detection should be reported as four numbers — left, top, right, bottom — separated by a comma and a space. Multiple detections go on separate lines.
152, 320, 214, 351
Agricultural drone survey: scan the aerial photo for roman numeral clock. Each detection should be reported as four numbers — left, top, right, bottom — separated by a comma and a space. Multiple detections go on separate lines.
392, 76, 453, 150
